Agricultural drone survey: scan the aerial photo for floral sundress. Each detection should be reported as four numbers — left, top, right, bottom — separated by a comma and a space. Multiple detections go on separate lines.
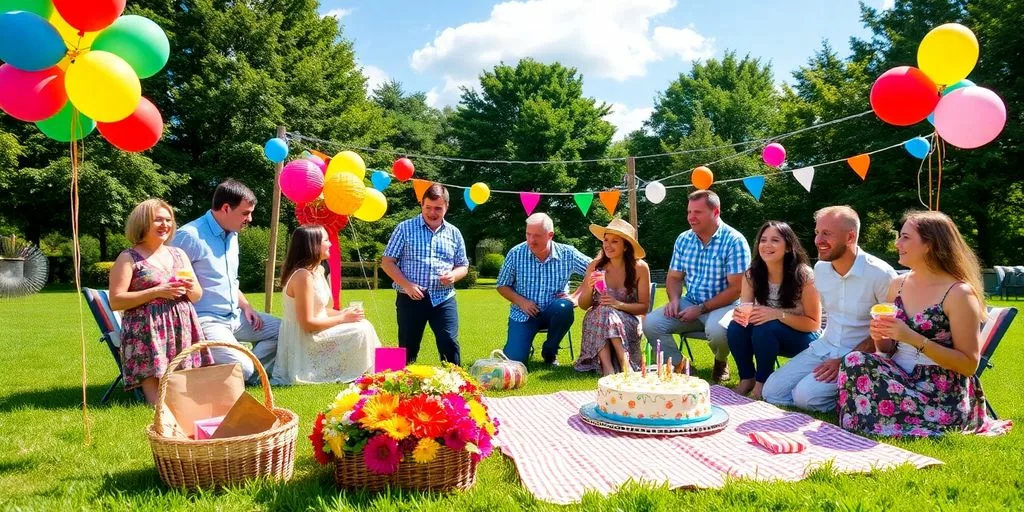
574, 287, 642, 373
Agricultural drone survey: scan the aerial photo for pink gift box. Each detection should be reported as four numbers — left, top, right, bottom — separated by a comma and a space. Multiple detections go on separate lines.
194, 415, 225, 440
374, 347, 406, 373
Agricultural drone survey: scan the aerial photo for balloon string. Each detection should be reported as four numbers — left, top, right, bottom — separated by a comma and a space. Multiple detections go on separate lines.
927, 144, 934, 210
70, 111, 92, 446
936, 137, 944, 211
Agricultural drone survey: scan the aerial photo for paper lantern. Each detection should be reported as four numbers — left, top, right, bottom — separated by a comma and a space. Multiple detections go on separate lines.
280, 159, 325, 203
326, 150, 366, 179
323, 171, 366, 215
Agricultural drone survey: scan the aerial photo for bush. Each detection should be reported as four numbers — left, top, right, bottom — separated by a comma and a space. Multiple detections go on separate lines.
479, 253, 505, 278
861, 209, 899, 265
238, 224, 288, 293
475, 238, 504, 266
455, 266, 479, 289
85, 262, 115, 287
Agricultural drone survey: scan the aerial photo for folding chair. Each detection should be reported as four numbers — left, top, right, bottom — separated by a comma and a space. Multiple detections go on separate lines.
82, 287, 140, 403
976, 306, 1017, 419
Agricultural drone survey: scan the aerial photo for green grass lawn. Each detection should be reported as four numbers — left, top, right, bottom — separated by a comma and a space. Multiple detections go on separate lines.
1, 287, 1022, 511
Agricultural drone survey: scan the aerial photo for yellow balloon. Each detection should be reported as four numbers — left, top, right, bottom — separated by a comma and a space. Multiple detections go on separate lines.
353, 188, 387, 222
323, 172, 366, 215
49, 10, 98, 50
917, 23, 979, 86
326, 150, 366, 180
65, 51, 141, 123
469, 182, 490, 204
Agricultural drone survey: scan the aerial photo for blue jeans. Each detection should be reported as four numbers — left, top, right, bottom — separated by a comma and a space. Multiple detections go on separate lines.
727, 320, 819, 383
396, 292, 460, 365
503, 299, 575, 363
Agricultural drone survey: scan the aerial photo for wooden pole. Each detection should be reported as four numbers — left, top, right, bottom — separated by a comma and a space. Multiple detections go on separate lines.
264, 125, 286, 313
626, 156, 638, 234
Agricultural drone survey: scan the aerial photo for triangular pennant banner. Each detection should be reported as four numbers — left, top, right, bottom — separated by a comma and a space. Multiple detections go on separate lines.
412, 179, 433, 202
574, 192, 593, 215
847, 153, 870, 180
792, 167, 815, 192
519, 192, 541, 216
599, 190, 620, 215
742, 176, 766, 201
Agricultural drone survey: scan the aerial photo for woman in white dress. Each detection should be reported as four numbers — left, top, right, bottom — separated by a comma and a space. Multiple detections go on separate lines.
272, 225, 381, 385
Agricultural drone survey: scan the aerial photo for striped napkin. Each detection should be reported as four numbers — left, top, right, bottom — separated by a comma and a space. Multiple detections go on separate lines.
748, 431, 806, 454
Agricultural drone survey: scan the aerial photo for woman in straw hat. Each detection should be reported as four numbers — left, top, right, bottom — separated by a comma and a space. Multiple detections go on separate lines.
574, 218, 651, 375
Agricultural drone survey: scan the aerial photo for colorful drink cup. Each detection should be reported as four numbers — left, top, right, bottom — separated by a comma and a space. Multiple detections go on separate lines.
870, 302, 897, 319
592, 270, 607, 294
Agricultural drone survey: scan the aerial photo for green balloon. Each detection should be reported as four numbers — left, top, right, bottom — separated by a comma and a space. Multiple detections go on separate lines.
36, 102, 96, 142
2, 0, 54, 18
91, 15, 170, 79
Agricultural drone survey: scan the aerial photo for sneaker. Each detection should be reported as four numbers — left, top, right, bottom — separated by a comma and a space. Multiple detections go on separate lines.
712, 360, 730, 382
544, 358, 560, 367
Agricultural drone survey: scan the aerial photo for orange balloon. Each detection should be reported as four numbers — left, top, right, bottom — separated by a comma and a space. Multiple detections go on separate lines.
692, 166, 714, 190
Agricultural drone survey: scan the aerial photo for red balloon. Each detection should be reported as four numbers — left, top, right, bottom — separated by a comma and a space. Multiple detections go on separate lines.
53, 0, 126, 32
0, 64, 66, 122
870, 66, 940, 126
392, 157, 415, 182
97, 97, 163, 152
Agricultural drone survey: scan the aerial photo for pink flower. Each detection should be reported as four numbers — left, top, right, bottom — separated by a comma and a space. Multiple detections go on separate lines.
924, 406, 941, 423
838, 390, 848, 405
444, 393, 468, 416
841, 414, 857, 429
855, 395, 871, 414
886, 381, 905, 394
472, 433, 494, 463
919, 320, 933, 331
932, 374, 950, 393
880, 424, 901, 437
844, 352, 864, 366
906, 416, 923, 425
938, 411, 954, 426
349, 398, 369, 422
901, 398, 917, 413
878, 400, 896, 417
363, 434, 402, 475
837, 373, 848, 387
908, 427, 932, 438
444, 418, 480, 452
856, 375, 872, 394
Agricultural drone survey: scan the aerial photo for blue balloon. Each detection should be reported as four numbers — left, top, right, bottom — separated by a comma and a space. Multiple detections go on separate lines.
464, 188, 477, 211
926, 113, 935, 126
370, 170, 392, 191
904, 136, 931, 159
942, 79, 975, 96
0, 11, 66, 72
263, 138, 288, 163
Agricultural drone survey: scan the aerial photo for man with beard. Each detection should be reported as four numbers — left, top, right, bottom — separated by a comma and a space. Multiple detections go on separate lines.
496, 213, 592, 364
762, 206, 896, 411
173, 179, 281, 382
643, 190, 751, 382
382, 183, 469, 365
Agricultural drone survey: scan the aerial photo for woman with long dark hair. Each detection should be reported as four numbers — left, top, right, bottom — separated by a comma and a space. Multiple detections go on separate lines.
574, 219, 651, 375
728, 221, 821, 400
272, 225, 380, 385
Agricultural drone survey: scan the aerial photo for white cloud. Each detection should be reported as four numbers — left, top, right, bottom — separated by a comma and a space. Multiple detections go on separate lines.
322, 8, 352, 20
425, 76, 478, 108
881, 0, 895, 9
603, 103, 653, 141
410, 0, 715, 106
361, 64, 389, 95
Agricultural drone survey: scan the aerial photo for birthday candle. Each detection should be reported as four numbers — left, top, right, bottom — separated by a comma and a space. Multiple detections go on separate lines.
656, 340, 662, 376
685, 358, 690, 376
641, 345, 647, 377
667, 357, 673, 378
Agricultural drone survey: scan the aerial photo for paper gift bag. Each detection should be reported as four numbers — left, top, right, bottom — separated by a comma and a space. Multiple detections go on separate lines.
162, 363, 244, 438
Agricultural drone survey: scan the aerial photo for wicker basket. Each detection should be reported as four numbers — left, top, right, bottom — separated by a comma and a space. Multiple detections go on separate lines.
333, 444, 478, 491
146, 341, 299, 490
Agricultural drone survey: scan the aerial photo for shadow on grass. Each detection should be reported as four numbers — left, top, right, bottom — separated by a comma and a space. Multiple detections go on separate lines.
0, 384, 140, 412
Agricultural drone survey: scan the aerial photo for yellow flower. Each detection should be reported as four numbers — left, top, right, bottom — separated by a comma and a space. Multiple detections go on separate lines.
406, 365, 437, 379
359, 393, 400, 429
468, 399, 489, 427
412, 438, 440, 464
325, 431, 347, 459
377, 416, 413, 440
483, 421, 496, 436
327, 391, 362, 420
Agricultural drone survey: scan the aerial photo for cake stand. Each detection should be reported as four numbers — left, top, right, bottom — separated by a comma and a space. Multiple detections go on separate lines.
577, 402, 729, 437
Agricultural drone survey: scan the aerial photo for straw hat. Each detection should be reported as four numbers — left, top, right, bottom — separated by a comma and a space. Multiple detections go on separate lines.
589, 218, 645, 258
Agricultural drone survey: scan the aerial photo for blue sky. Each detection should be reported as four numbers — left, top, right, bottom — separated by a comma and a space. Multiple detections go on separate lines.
318, 0, 893, 139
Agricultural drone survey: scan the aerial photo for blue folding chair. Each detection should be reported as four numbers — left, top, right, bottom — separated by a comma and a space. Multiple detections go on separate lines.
82, 287, 141, 403
976, 306, 1017, 419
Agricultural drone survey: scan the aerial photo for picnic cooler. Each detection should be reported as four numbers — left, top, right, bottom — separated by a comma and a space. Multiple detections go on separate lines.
146, 341, 299, 490
333, 442, 477, 491
469, 349, 527, 390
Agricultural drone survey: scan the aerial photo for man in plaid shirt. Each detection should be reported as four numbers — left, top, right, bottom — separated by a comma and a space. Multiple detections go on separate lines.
642, 190, 751, 382
497, 213, 593, 364
381, 184, 469, 364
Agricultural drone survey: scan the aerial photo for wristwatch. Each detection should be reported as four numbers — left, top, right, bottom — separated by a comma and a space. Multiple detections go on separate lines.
699, 302, 708, 314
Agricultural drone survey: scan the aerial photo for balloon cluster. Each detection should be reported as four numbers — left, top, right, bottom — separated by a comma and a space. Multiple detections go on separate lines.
0, 1, 169, 151
870, 23, 1006, 149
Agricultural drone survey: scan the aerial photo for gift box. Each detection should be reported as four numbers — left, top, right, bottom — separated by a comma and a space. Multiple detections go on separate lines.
194, 416, 225, 440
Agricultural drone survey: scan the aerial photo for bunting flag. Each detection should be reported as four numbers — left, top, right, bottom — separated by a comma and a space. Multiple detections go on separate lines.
599, 190, 621, 215
520, 192, 541, 216
464, 188, 477, 211
412, 179, 433, 202
574, 192, 593, 215
742, 176, 766, 201
847, 154, 870, 180
792, 167, 815, 192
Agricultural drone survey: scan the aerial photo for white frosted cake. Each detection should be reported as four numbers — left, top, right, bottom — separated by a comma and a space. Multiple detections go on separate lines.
596, 372, 712, 425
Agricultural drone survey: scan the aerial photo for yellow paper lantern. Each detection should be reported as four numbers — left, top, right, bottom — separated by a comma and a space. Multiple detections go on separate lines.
323, 172, 366, 215
326, 150, 366, 180
353, 188, 387, 222
469, 182, 490, 204
917, 23, 979, 86
65, 50, 141, 123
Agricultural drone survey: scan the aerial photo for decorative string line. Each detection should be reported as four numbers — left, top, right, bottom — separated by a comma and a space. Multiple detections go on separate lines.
284, 110, 872, 167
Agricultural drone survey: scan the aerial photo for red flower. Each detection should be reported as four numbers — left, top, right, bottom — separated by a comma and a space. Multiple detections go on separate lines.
363, 434, 402, 475
397, 394, 451, 439
308, 412, 331, 465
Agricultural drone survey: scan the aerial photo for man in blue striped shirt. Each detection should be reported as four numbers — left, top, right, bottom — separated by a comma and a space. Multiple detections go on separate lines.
497, 213, 593, 364
382, 184, 469, 364
642, 190, 751, 382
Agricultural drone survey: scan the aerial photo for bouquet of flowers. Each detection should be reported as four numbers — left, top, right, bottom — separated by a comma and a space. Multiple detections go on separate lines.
310, 363, 500, 475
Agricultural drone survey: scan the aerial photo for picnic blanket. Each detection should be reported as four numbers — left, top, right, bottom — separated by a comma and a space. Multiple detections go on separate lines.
485, 386, 942, 504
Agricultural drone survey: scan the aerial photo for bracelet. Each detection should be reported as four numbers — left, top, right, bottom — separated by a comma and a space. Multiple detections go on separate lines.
781, 311, 787, 320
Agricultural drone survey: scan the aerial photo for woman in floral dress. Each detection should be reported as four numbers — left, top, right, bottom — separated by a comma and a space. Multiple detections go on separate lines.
837, 211, 1011, 437
109, 199, 210, 404
574, 219, 651, 375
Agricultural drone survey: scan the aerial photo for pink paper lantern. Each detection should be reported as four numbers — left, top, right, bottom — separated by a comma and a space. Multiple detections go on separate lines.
762, 143, 786, 168
308, 154, 327, 173
933, 86, 1007, 149
280, 159, 325, 203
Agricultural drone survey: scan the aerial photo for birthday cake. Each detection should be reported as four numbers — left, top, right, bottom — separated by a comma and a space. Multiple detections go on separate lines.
595, 372, 712, 425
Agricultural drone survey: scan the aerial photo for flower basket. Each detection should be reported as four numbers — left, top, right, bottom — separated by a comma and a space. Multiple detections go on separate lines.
311, 363, 500, 492
146, 341, 299, 490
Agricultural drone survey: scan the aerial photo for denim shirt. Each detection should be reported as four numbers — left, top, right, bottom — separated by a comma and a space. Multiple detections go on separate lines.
171, 211, 240, 325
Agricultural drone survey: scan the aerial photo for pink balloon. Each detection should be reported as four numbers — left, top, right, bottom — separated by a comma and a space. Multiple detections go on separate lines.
762, 143, 786, 168
0, 64, 66, 122
280, 159, 325, 203
934, 86, 1007, 149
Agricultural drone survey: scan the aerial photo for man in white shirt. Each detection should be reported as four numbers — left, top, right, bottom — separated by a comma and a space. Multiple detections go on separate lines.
762, 206, 896, 411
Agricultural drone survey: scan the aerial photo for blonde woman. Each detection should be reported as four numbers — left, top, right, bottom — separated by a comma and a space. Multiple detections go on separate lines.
837, 211, 1010, 437
108, 199, 211, 404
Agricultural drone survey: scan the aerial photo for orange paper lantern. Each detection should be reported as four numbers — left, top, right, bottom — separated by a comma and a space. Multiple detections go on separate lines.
692, 166, 714, 190
323, 172, 366, 215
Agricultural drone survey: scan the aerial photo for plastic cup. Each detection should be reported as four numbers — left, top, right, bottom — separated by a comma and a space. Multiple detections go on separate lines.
592, 270, 607, 294
174, 269, 193, 282
734, 302, 753, 326
349, 300, 364, 312
870, 302, 897, 319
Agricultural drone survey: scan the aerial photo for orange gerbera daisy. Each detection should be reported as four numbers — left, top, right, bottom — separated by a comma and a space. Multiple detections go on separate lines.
397, 394, 450, 439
